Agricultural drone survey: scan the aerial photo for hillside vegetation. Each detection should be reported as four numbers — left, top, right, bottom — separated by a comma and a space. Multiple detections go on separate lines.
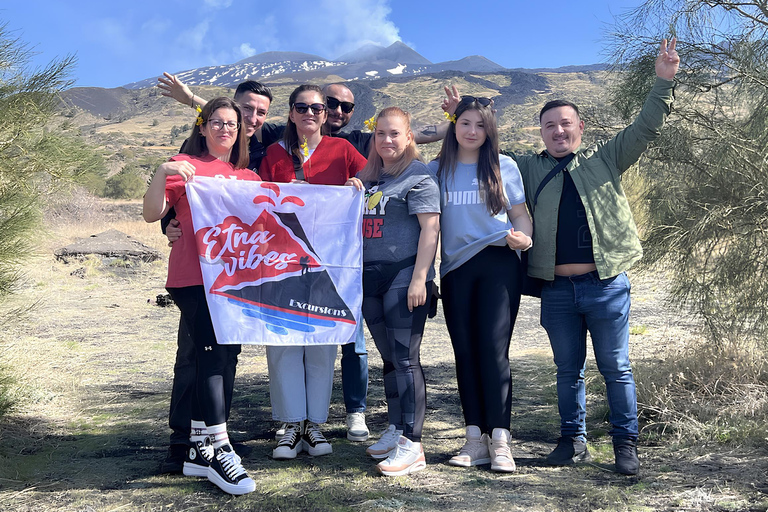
58, 70, 616, 192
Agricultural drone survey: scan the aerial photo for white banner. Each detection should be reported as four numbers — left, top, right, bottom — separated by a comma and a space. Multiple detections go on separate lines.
186, 176, 364, 345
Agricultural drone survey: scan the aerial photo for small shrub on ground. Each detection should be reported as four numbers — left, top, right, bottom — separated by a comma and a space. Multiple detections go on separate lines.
635, 340, 768, 445
104, 170, 146, 199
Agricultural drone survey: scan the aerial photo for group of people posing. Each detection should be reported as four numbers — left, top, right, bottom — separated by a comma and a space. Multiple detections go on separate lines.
143, 38, 680, 496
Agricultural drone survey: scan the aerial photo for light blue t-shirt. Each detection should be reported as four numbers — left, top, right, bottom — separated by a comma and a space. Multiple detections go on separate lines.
429, 154, 526, 276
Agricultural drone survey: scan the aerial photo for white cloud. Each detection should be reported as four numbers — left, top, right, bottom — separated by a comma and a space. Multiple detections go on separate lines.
175, 20, 210, 54
140, 18, 171, 35
316, 0, 401, 57
203, 0, 233, 8
256, 0, 400, 59
238, 43, 256, 58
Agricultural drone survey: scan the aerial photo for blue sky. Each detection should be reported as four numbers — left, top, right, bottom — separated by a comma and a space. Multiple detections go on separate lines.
2, 0, 646, 88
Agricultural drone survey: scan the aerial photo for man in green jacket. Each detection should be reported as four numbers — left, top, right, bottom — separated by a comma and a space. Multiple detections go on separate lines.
515, 38, 679, 475
445, 37, 679, 475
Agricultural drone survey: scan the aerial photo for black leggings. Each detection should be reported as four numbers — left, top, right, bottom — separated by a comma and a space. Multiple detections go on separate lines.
167, 286, 240, 428
441, 246, 521, 433
363, 281, 432, 442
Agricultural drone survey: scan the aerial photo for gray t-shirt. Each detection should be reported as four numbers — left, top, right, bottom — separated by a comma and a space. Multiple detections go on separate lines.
429, 154, 526, 277
362, 160, 440, 289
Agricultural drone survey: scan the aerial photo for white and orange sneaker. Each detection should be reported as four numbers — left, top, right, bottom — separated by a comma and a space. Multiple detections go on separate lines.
376, 436, 426, 476
487, 428, 516, 472
366, 424, 403, 459
448, 425, 491, 467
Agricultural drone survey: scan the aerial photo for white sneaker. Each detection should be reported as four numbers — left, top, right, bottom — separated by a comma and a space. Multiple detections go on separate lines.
377, 436, 426, 476
302, 421, 332, 456
346, 412, 370, 442
275, 422, 288, 440
488, 428, 516, 472
448, 425, 491, 467
272, 422, 303, 460
366, 424, 403, 459
207, 443, 256, 495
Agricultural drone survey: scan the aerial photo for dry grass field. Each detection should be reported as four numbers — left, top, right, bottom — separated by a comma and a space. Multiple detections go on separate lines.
0, 197, 766, 511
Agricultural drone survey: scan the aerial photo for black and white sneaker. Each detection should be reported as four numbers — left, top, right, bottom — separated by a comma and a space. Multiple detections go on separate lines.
302, 421, 332, 456
207, 443, 256, 495
182, 438, 214, 477
272, 421, 304, 460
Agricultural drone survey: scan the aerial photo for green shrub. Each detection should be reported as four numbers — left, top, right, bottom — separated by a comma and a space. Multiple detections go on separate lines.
104, 170, 146, 199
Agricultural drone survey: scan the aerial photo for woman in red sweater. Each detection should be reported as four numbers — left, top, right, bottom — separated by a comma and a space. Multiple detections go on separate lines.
259, 84, 367, 460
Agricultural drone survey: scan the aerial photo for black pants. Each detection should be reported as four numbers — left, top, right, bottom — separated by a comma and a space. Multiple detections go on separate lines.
166, 286, 240, 439
363, 282, 432, 442
441, 245, 521, 433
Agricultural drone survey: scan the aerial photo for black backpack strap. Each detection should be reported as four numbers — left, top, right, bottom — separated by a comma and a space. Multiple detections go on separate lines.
531, 152, 575, 212
291, 153, 305, 181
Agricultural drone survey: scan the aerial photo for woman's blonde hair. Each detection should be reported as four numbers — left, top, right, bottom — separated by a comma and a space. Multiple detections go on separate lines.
358, 107, 421, 182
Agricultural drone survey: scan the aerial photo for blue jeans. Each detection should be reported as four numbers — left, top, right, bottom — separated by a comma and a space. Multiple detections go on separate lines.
341, 321, 368, 414
540, 271, 638, 440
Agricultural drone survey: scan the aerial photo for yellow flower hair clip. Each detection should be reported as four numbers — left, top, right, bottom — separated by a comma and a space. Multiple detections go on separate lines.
300, 135, 309, 157
195, 105, 203, 126
363, 116, 376, 132
444, 112, 457, 124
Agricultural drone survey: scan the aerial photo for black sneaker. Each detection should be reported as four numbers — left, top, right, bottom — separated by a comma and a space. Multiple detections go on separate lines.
302, 421, 332, 456
207, 443, 256, 495
272, 422, 304, 460
159, 443, 188, 475
613, 438, 640, 475
183, 438, 214, 477
545, 436, 592, 465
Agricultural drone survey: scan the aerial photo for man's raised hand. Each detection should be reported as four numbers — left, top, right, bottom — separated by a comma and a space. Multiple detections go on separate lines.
656, 37, 680, 81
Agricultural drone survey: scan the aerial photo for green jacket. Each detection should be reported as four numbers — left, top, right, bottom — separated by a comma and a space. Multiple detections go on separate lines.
510, 77, 675, 280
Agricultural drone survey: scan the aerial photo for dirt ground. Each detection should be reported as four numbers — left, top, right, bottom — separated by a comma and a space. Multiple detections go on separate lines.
0, 199, 766, 512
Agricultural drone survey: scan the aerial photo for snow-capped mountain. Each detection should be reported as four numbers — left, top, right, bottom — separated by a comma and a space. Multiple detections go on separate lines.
123, 42, 504, 89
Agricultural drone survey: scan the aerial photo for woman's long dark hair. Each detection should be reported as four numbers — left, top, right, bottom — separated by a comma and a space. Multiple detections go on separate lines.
436, 100, 505, 215
283, 84, 325, 167
183, 97, 249, 168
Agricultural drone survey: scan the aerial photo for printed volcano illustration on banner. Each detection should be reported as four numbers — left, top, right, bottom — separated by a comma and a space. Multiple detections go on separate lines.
186, 177, 364, 346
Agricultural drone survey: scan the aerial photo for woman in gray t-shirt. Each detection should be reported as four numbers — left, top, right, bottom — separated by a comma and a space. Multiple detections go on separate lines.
346, 107, 440, 476
429, 96, 532, 473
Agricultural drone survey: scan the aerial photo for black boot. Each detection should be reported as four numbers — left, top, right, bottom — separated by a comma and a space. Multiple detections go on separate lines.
613, 438, 640, 475
545, 436, 591, 465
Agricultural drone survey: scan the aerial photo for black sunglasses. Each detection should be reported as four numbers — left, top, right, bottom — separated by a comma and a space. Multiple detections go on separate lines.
326, 96, 355, 113
460, 95, 492, 107
293, 102, 326, 114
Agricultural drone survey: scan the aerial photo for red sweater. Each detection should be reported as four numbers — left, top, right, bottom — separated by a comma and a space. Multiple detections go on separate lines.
259, 136, 367, 185
165, 154, 261, 288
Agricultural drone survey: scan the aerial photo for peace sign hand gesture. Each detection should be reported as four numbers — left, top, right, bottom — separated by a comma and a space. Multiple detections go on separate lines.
656, 37, 680, 81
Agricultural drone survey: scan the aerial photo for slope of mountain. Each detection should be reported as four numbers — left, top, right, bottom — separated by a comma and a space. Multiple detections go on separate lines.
336, 42, 432, 65
234, 51, 325, 65
121, 41, 605, 90
427, 56, 506, 73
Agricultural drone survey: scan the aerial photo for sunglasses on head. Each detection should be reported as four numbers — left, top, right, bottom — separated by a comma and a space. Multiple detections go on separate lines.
293, 102, 326, 115
460, 96, 492, 107
326, 96, 355, 113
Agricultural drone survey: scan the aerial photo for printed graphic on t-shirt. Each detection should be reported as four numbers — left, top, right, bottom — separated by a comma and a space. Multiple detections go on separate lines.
363, 182, 390, 239
577, 209, 591, 248
443, 187, 485, 206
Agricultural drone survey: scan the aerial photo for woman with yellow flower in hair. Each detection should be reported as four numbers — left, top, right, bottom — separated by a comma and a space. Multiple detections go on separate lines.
345, 107, 440, 476
143, 97, 258, 495
429, 93, 532, 473
259, 84, 367, 461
